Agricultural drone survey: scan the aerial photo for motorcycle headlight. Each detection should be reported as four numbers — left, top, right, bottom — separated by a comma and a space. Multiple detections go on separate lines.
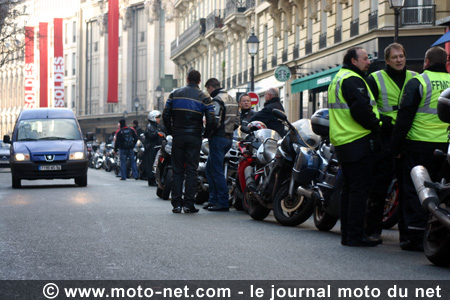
69, 152, 85, 160
15, 153, 30, 161
165, 144, 172, 155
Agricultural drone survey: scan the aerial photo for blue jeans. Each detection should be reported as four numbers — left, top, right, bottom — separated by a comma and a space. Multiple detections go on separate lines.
120, 148, 139, 180
205, 136, 232, 208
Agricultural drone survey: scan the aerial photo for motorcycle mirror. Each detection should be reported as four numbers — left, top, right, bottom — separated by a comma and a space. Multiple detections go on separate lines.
272, 109, 287, 121
240, 125, 251, 134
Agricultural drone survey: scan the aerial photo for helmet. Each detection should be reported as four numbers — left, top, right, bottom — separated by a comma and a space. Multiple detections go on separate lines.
438, 87, 450, 124
247, 121, 267, 131
148, 110, 161, 122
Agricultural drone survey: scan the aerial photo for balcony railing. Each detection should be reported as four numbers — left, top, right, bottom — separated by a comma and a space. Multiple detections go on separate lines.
262, 58, 267, 72
243, 70, 248, 83
305, 39, 312, 55
171, 19, 206, 57
238, 72, 242, 85
369, 10, 378, 30
272, 55, 277, 68
232, 75, 237, 87
246, 0, 255, 9
319, 32, 327, 49
401, 5, 435, 26
350, 18, 359, 37
206, 10, 223, 32
224, 0, 246, 19
334, 26, 342, 44
227, 77, 231, 89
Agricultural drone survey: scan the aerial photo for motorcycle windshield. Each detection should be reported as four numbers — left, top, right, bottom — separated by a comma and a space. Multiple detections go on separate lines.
291, 119, 321, 149
253, 129, 282, 143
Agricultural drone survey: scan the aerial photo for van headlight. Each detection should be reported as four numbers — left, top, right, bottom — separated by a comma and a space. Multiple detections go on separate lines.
15, 153, 30, 161
69, 152, 85, 160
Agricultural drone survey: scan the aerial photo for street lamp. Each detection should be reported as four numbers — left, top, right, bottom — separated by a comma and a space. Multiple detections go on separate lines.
246, 31, 259, 92
389, 0, 405, 43
134, 97, 140, 117
155, 85, 163, 111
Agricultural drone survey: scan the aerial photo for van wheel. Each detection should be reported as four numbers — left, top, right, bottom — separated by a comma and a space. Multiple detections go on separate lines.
12, 176, 21, 189
75, 175, 88, 187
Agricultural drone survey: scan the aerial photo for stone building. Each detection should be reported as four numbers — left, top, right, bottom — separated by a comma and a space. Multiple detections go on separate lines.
1, 0, 449, 138
170, 0, 450, 120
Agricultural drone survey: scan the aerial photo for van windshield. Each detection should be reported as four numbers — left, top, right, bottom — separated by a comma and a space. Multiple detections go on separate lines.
17, 119, 81, 141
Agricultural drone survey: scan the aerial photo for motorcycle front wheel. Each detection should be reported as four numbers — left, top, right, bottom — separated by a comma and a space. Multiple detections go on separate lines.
424, 215, 450, 266
244, 188, 270, 220
273, 184, 314, 226
161, 168, 173, 200
382, 179, 400, 229
314, 203, 339, 231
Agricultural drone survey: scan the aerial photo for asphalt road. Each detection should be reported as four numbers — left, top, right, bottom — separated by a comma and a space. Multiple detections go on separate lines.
0, 167, 449, 280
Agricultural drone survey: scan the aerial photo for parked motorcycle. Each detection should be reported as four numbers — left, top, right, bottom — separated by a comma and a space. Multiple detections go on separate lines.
270, 109, 323, 226
195, 138, 241, 206
242, 121, 284, 220
102, 144, 115, 172
155, 133, 173, 200
410, 89, 450, 266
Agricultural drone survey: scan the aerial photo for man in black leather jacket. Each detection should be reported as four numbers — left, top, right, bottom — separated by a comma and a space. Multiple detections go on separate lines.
249, 88, 286, 136
163, 70, 215, 213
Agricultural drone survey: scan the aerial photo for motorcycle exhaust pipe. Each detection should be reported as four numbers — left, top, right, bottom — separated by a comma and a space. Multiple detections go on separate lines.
411, 166, 450, 231
244, 165, 263, 203
296, 186, 320, 200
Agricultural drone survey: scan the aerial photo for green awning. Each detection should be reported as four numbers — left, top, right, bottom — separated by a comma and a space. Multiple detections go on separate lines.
291, 65, 342, 94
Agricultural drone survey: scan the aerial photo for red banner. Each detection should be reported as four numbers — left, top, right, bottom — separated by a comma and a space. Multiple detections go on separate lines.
39, 22, 48, 107
24, 27, 36, 109
107, 0, 119, 103
53, 18, 64, 107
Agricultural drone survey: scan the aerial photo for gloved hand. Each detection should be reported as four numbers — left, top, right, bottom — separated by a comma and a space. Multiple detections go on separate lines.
380, 115, 394, 133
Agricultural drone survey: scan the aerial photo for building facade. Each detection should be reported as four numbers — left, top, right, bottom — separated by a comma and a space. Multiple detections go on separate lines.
0, 0, 177, 140
1, 0, 449, 138
170, 0, 450, 120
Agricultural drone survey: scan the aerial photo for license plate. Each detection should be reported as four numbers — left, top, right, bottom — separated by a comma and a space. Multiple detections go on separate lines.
0, 160, 9, 164
39, 165, 62, 171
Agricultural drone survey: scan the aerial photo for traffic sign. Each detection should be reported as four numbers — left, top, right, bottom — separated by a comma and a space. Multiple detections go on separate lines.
248, 92, 259, 107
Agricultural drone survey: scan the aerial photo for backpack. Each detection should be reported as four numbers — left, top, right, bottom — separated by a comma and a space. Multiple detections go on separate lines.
121, 128, 135, 149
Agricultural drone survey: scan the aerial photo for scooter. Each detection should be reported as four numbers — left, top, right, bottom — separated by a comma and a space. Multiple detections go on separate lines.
154, 133, 173, 200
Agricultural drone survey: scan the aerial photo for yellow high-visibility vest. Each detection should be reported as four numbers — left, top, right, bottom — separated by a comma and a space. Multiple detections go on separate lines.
328, 69, 379, 146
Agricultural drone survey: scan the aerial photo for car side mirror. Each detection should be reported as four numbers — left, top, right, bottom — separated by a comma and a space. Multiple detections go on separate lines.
3, 135, 11, 144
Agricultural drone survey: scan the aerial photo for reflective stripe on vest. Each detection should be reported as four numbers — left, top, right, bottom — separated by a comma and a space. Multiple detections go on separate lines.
374, 70, 417, 113
407, 71, 450, 143
328, 69, 379, 146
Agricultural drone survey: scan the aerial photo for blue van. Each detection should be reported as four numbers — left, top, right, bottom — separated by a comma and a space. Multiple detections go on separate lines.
3, 108, 89, 188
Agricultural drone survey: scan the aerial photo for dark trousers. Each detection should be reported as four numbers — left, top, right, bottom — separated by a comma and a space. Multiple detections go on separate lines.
171, 134, 202, 208
401, 151, 441, 243
340, 155, 374, 243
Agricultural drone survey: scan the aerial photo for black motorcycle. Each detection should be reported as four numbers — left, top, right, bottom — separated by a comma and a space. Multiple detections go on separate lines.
270, 109, 323, 226
410, 89, 450, 266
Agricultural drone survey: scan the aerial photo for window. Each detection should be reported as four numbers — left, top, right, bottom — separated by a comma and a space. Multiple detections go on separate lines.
72, 53, 76, 76
72, 21, 76, 43
64, 54, 68, 76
